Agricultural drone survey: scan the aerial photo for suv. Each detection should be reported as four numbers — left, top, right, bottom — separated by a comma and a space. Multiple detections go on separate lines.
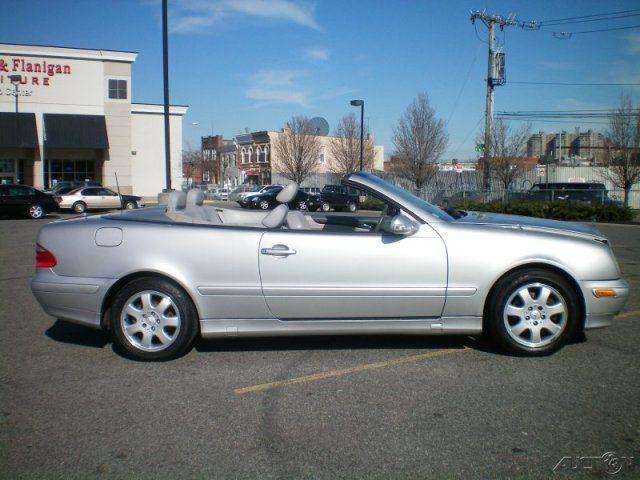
0, 185, 60, 219
523, 182, 617, 204
317, 185, 359, 212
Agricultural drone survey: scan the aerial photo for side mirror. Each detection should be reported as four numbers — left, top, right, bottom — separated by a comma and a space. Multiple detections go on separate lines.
389, 214, 418, 236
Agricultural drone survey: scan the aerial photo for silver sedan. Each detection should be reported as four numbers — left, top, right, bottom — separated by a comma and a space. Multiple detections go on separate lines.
58, 186, 145, 213
31, 173, 628, 360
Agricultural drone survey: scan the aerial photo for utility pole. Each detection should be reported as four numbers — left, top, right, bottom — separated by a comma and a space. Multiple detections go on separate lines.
162, 0, 172, 191
470, 11, 517, 193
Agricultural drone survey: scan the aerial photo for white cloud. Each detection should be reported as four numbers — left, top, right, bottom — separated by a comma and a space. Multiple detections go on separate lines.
168, 0, 321, 33
628, 32, 640, 55
244, 69, 308, 106
305, 48, 329, 61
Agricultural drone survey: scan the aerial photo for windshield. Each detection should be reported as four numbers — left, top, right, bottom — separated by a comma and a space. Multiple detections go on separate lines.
349, 173, 453, 222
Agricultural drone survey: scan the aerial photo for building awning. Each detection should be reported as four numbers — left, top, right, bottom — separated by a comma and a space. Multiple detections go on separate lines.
44, 114, 109, 149
0, 113, 38, 148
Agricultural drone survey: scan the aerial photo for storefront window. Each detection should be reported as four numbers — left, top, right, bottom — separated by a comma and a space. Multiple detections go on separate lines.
47, 159, 96, 186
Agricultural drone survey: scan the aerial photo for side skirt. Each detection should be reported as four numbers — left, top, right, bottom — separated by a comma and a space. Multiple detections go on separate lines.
200, 316, 482, 338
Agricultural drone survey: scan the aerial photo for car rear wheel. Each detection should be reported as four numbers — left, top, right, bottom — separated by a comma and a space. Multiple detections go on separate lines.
27, 204, 45, 219
110, 277, 198, 361
321, 202, 331, 212
72, 201, 87, 214
259, 200, 270, 210
298, 200, 308, 211
487, 269, 580, 356
347, 201, 357, 212
124, 201, 137, 210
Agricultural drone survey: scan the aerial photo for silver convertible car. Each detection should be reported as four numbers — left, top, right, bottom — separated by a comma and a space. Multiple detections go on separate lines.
31, 173, 629, 360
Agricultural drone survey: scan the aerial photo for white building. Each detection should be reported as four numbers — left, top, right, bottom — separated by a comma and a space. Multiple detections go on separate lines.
0, 43, 187, 196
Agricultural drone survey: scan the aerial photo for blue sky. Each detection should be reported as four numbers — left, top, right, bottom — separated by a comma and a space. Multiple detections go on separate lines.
5, 0, 640, 160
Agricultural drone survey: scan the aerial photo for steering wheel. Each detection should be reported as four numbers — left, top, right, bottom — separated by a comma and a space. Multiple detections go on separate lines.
374, 204, 389, 233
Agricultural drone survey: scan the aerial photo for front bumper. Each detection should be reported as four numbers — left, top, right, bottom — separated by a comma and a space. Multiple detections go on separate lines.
580, 279, 630, 329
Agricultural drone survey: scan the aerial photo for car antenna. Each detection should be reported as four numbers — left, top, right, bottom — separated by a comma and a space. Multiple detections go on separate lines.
114, 172, 123, 211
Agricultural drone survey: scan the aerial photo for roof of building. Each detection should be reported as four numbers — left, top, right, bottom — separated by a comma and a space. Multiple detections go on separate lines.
0, 43, 138, 63
131, 103, 189, 116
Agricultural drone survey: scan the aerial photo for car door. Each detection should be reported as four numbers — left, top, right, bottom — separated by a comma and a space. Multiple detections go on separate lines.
99, 188, 122, 208
259, 223, 447, 319
80, 188, 102, 208
3, 185, 33, 215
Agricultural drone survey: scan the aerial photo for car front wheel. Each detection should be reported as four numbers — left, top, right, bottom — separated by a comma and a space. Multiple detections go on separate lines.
347, 201, 357, 212
124, 201, 137, 210
110, 277, 198, 361
321, 202, 331, 212
487, 269, 580, 356
259, 200, 270, 210
28, 204, 45, 219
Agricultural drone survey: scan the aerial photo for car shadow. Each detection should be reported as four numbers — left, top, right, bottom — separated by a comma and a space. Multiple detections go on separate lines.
45, 319, 109, 348
194, 334, 494, 354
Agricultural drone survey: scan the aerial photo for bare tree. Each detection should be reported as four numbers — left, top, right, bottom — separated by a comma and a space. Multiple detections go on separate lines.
329, 113, 375, 174
272, 116, 322, 184
182, 144, 203, 185
489, 119, 531, 202
391, 93, 448, 195
601, 94, 640, 207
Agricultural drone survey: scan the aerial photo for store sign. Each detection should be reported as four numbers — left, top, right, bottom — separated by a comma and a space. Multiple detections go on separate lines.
0, 57, 72, 87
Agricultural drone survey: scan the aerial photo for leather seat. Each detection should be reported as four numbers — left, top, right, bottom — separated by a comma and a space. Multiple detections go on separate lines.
186, 189, 222, 224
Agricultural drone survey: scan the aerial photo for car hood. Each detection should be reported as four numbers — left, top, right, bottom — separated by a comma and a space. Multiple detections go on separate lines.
455, 211, 606, 241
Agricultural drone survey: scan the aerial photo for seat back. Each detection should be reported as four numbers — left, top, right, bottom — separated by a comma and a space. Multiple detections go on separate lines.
262, 182, 299, 229
185, 189, 209, 222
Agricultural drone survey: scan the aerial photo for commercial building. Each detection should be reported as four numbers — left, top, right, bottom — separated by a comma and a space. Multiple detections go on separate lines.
0, 43, 187, 196
526, 128, 608, 165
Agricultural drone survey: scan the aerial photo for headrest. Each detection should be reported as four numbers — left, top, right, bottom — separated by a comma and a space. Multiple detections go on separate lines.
167, 191, 186, 211
262, 204, 289, 229
276, 182, 299, 203
187, 189, 205, 206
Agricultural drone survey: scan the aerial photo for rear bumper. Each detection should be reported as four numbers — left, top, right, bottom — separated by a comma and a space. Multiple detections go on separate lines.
580, 279, 630, 329
31, 269, 114, 329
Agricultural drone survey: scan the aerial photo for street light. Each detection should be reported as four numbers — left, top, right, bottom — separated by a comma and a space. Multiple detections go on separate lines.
9, 75, 21, 114
350, 99, 364, 171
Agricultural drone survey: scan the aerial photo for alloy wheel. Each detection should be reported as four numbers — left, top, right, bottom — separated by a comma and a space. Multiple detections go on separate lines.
120, 290, 181, 352
502, 282, 568, 348
260, 200, 270, 210
29, 205, 44, 219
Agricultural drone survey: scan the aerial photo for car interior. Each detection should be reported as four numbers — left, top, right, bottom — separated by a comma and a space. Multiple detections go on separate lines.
164, 182, 403, 234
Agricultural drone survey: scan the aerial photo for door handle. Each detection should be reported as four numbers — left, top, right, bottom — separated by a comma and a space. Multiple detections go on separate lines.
261, 244, 297, 256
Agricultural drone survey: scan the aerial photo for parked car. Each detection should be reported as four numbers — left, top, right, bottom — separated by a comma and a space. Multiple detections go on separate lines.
229, 184, 260, 203
514, 182, 620, 204
209, 187, 230, 201
238, 185, 284, 207
58, 187, 145, 213
31, 172, 628, 360
247, 187, 320, 211
45, 180, 101, 195
0, 185, 60, 219
317, 184, 360, 212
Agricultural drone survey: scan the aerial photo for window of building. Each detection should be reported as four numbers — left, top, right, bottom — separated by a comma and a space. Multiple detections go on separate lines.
248, 147, 253, 163
319, 147, 325, 163
241, 148, 246, 164
108, 79, 127, 100
256, 146, 262, 162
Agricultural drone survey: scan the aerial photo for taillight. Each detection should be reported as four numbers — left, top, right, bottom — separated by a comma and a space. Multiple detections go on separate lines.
35, 243, 57, 268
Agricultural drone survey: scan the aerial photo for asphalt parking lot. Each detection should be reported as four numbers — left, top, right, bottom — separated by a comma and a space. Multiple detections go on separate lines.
1, 211, 639, 479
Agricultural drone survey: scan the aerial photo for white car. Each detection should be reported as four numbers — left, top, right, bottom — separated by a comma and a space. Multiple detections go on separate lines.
59, 186, 145, 213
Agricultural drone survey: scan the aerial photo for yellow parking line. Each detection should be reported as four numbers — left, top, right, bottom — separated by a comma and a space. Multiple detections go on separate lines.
234, 348, 465, 395
615, 310, 640, 319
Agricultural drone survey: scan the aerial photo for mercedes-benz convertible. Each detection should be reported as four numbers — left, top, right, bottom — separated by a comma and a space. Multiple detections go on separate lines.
31, 172, 629, 360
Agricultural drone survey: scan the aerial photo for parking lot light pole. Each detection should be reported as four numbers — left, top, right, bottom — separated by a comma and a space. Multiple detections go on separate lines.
162, 0, 172, 192
350, 99, 364, 171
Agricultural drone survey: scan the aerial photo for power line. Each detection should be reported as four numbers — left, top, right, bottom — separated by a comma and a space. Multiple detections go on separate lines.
541, 12, 640, 26
508, 81, 640, 86
550, 23, 640, 38
539, 8, 640, 24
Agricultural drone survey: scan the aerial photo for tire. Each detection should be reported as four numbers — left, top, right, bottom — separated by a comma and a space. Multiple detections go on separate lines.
298, 201, 308, 211
321, 202, 331, 212
72, 201, 87, 214
27, 204, 45, 219
110, 277, 198, 361
486, 268, 580, 356
259, 200, 270, 210
347, 201, 357, 213
124, 201, 137, 210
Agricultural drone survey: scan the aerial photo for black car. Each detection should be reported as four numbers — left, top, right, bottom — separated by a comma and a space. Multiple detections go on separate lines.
317, 184, 360, 212
516, 182, 619, 204
248, 188, 320, 211
0, 185, 60, 219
